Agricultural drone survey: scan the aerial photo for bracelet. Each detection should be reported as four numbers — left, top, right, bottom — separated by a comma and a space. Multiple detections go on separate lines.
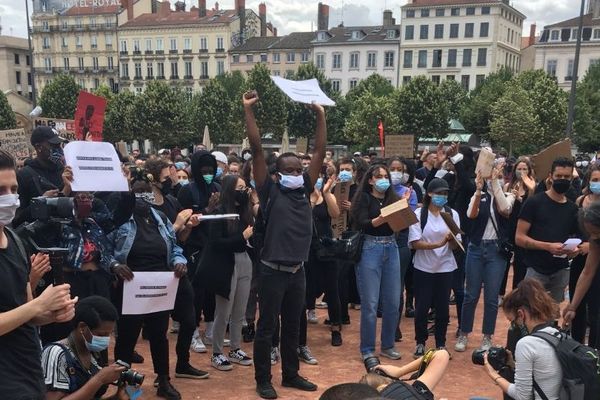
493, 376, 502, 385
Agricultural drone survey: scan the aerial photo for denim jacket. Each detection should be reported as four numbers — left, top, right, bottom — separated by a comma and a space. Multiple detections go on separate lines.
62, 219, 116, 273
110, 208, 187, 268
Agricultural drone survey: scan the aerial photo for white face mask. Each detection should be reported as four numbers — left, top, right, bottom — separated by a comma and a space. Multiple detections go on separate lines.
390, 171, 403, 186
0, 194, 19, 226
278, 173, 304, 190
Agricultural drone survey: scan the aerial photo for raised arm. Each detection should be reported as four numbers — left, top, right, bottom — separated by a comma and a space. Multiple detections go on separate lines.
243, 91, 268, 188
307, 103, 327, 187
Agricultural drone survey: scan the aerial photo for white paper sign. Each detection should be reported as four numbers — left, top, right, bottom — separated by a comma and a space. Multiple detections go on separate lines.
271, 76, 336, 106
198, 213, 239, 221
122, 272, 180, 315
64, 141, 129, 192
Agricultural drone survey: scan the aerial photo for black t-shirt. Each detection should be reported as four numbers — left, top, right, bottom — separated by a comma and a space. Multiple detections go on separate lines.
0, 233, 45, 399
353, 192, 394, 237
518, 192, 579, 274
153, 195, 182, 225
258, 173, 313, 265
127, 215, 168, 271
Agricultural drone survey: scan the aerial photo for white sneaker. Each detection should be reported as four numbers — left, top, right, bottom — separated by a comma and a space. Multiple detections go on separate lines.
191, 336, 207, 353
211, 353, 233, 371
454, 335, 468, 352
270, 346, 280, 365
480, 335, 492, 352
170, 321, 180, 334
229, 348, 253, 366
307, 309, 318, 324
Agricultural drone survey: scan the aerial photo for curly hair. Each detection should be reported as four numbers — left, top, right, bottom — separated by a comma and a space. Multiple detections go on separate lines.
502, 278, 560, 321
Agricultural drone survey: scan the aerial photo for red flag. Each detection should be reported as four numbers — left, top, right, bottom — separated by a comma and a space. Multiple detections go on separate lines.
378, 120, 385, 157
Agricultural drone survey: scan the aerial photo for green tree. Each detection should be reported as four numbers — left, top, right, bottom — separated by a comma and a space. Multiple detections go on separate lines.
0, 90, 17, 130
93, 84, 114, 101
489, 82, 539, 156
103, 90, 136, 143
346, 74, 395, 103
574, 63, 600, 153
439, 79, 468, 120
396, 76, 449, 142
39, 74, 80, 119
244, 63, 287, 140
215, 71, 246, 100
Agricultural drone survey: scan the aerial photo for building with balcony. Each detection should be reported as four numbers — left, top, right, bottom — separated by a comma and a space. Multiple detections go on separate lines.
0, 35, 32, 100
399, 0, 525, 91
535, 0, 600, 90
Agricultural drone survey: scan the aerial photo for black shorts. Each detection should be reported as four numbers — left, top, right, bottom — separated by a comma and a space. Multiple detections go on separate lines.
412, 380, 434, 400
381, 380, 434, 400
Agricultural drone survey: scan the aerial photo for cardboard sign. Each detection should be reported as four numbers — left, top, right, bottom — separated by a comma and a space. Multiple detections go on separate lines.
330, 181, 351, 238
0, 128, 33, 161
386, 135, 414, 158
34, 118, 76, 141
531, 139, 572, 179
74, 91, 107, 141
475, 148, 495, 179
380, 198, 418, 232
296, 137, 308, 154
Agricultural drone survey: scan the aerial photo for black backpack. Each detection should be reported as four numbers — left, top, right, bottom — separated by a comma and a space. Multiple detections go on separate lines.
420, 205, 453, 231
532, 330, 600, 400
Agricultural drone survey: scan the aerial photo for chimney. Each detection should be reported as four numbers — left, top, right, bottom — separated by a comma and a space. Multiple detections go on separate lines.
198, 0, 206, 17
273, 27, 278, 37
259, 2, 267, 37
237, 0, 246, 42
151, 0, 158, 13
317, 2, 329, 31
174, 0, 185, 11
383, 10, 393, 27
122, 0, 134, 21
528, 23, 536, 46
158, 1, 171, 17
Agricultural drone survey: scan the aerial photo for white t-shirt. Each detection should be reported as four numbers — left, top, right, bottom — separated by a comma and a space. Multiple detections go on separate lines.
408, 207, 460, 273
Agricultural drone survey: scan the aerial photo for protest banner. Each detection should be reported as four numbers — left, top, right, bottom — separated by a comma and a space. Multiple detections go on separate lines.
331, 181, 351, 238
64, 141, 129, 191
74, 91, 107, 141
475, 148, 496, 179
34, 118, 76, 141
380, 198, 418, 232
122, 272, 180, 315
271, 76, 336, 106
0, 128, 33, 161
531, 139, 572, 179
385, 135, 414, 158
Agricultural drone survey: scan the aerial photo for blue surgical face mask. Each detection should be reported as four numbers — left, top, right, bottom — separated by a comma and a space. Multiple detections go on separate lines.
431, 194, 448, 208
338, 170, 353, 183
374, 178, 390, 193
315, 177, 323, 191
278, 173, 304, 190
590, 181, 600, 194
216, 167, 224, 178
179, 179, 189, 186
203, 174, 214, 185
390, 172, 403, 186
83, 327, 110, 352
250, 179, 256, 189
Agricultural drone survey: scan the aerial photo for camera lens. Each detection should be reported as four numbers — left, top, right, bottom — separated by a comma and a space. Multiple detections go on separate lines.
471, 349, 486, 366
363, 356, 381, 372
122, 369, 145, 386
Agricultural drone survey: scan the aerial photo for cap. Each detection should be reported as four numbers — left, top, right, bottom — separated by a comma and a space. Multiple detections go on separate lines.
30, 126, 62, 146
426, 178, 450, 194
212, 151, 228, 165
353, 151, 361, 157
158, 148, 170, 155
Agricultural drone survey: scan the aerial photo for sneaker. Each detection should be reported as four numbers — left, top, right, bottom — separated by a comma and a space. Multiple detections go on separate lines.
175, 363, 210, 379
211, 353, 233, 371
270, 346, 280, 365
297, 345, 318, 365
282, 375, 318, 392
480, 335, 493, 352
256, 382, 278, 399
170, 321, 180, 334
190, 336, 207, 353
331, 330, 342, 347
380, 347, 402, 360
454, 335, 468, 352
413, 344, 425, 359
229, 348, 253, 366
243, 322, 255, 343
156, 376, 181, 400
203, 335, 230, 347
315, 301, 328, 309
131, 350, 145, 364
437, 346, 452, 360
307, 309, 318, 324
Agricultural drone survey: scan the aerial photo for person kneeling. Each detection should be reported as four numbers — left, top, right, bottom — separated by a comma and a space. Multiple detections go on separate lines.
360, 349, 449, 400
41, 296, 142, 400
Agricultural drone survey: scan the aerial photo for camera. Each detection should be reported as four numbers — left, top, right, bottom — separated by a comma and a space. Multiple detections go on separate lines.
472, 346, 508, 371
30, 196, 75, 221
363, 355, 381, 372
115, 360, 145, 386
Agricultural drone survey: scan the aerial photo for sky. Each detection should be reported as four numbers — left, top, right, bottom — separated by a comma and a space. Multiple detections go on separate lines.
0, 0, 585, 39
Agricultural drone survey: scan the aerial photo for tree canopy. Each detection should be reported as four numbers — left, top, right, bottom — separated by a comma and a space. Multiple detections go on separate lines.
39, 74, 80, 119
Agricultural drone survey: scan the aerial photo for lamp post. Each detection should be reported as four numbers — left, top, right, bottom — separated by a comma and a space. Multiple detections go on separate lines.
25, 0, 37, 107
565, 0, 586, 137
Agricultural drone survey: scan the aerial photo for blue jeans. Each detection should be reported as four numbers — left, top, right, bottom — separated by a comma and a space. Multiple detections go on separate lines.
356, 235, 401, 355
461, 240, 507, 335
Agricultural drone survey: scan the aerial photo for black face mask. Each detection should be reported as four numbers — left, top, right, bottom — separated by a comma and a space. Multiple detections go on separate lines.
552, 179, 571, 194
235, 190, 249, 206
159, 177, 172, 196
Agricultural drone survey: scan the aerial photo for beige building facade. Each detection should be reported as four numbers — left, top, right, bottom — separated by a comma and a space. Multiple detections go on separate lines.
0, 36, 33, 100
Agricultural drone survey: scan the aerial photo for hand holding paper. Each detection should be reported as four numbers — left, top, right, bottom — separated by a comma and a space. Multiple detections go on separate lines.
271, 76, 336, 106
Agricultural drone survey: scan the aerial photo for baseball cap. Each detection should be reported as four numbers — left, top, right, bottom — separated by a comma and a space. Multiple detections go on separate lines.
211, 151, 228, 165
353, 151, 362, 157
158, 148, 170, 155
426, 178, 450, 194
30, 126, 62, 146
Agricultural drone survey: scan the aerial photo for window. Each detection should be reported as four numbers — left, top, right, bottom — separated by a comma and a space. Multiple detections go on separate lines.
90, 17, 96, 28
406, 10, 415, 18
185, 87, 193, 100
316, 53, 325, 69
157, 62, 165, 78
480, 22, 489, 37
477, 48, 487, 66
476, 74, 485, 88
27, 72, 32, 85
447, 49, 457, 67
44, 57, 52, 72
170, 38, 177, 51
232, 54, 240, 63
405, 25, 414, 40
435, 8, 445, 17
184, 37, 191, 50
446, 75, 455, 81
350, 52, 359, 69
62, 36, 68, 47
434, 24, 444, 39
42, 37, 50, 49
466, 7, 475, 15
433, 49, 442, 67
134, 63, 142, 78
463, 49, 472, 66
216, 37, 224, 50
147, 62, 153, 78
331, 79, 341, 92
420, 25, 429, 39
132, 39, 140, 52
286, 52, 295, 63
15, 71, 21, 86
200, 37, 208, 50
594, 29, 600, 39
273, 52, 281, 63
91, 35, 98, 49
62, 20, 68, 30
185, 61, 192, 77
92, 57, 99, 71
79, 79, 85, 89
386, 29, 396, 39
135, 87, 143, 94
450, 24, 459, 38
170, 62, 178, 78
272, 70, 281, 76
217, 60, 225, 75
246, 54, 254, 63
76, 36, 83, 48
421, 9, 430, 17
461, 74, 470, 91
63, 57, 70, 70
403, 50, 413, 68
201, 61, 208, 78
367, 52, 377, 68
120, 39, 127, 52
418, 50, 427, 68
351, 30, 362, 40
402, 76, 412, 85
332, 53, 342, 69
465, 23, 474, 38
571, 28, 580, 41
26, 55, 30, 66
121, 63, 128, 77
156, 38, 164, 51
431, 75, 440, 85
42, 20, 49, 31
384, 51, 395, 68
108, 57, 114, 70
451, 7, 459, 16
482, 6, 491, 14
567, 59, 574, 79
106, 35, 113, 47
301, 52, 309, 63
75, 17, 82, 28
349, 79, 358, 89
260, 53, 267, 62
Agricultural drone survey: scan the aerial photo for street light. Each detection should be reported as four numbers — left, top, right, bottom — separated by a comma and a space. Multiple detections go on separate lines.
565, 0, 586, 137
25, 0, 37, 107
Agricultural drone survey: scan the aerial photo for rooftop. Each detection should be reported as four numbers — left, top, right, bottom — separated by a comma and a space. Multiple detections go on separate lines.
270, 32, 315, 50
120, 8, 240, 28
63, 4, 120, 15
402, 0, 507, 7
0, 35, 29, 49
545, 13, 600, 29
312, 25, 401, 45
230, 36, 280, 52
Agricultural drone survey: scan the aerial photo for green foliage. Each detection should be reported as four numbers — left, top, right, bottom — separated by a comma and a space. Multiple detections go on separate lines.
343, 91, 400, 148
346, 74, 395, 103
396, 76, 449, 141
103, 90, 136, 143
574, 63, 600, 153
92, 85, 114, 101
243, 63, 287, 140
439, 79, 468, 120
0, 90, 17, 130
39, 74, 80, 119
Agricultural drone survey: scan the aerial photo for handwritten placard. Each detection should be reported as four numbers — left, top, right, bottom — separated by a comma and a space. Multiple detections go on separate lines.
386, 135, 414, 158
34, 118, 76, 141
0, 128, 33, 161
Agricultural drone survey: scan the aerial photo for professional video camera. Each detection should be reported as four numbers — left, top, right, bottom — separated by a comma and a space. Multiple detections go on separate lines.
114, 360, 145, 386
30, 196, 75, 221
472, 346, 508, 371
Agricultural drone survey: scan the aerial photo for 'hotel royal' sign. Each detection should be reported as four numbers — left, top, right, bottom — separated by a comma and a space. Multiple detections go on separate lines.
62, 0, 121, 8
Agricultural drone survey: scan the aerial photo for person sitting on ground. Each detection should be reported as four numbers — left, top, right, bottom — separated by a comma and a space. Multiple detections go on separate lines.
318, 383, 380, 400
